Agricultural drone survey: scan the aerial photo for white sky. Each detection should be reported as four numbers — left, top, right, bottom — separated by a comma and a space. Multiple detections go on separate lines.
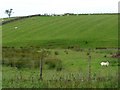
0, 0, 119, 18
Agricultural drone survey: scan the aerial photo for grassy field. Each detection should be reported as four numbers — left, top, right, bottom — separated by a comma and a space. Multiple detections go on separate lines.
2, 15, 118, 48
2, 47, 118, 88
2, 14, 119, 88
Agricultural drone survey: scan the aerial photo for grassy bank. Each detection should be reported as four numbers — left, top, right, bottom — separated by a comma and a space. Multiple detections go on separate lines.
2, 15, 118, 48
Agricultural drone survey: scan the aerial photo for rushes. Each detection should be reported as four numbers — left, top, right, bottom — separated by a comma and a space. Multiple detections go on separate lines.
2, 47, 118, 88
2, 65, 118, 88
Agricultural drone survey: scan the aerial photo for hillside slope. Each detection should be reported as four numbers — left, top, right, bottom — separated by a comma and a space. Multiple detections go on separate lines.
2, 15, 118, 48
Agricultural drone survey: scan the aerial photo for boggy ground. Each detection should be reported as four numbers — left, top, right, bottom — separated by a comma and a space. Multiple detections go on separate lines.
2, 47, 119, 88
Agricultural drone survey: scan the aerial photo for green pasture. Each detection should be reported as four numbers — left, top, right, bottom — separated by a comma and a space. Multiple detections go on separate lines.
2, 15, 118, 48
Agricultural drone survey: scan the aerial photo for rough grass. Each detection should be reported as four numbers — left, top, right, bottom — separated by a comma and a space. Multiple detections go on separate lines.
2, 65, 118, 88
2, 15, 118, 48
2, 48, 118, 88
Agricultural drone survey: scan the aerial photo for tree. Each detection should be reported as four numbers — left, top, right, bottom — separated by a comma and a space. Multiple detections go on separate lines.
5, 9, 13, 18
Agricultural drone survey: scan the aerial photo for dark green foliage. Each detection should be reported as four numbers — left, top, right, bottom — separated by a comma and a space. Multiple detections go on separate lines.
54, 51, 59, 55
104, 55, 107, 57
45, 57, 62, 70
2, 47, 50, 68
87, 52, 90, 55
85, 41, 88, 44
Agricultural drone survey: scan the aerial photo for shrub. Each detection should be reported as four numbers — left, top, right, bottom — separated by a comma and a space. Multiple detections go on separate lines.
54, 51, 59, 55
45, 59, 56, 69
15, 60, 25, 69
104, 55, 107, 57
87, 53, 90, 55
64, 50, 68, 54
45, 57, 62, 70
85, 41, 88, 44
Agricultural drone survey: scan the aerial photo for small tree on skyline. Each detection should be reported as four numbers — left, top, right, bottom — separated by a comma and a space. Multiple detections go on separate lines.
5, 9, 13, 18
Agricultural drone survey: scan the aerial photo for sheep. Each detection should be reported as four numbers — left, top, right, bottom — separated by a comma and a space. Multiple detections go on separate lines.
14, 26, 18, 29
100, 61, 109, 66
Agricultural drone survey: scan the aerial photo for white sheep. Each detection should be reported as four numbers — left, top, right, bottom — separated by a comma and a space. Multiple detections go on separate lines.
100, 61, 109, 66
14, 27, 18, 29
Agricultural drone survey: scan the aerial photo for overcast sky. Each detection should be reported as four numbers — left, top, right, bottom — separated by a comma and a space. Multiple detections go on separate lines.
0, 0, 119, 18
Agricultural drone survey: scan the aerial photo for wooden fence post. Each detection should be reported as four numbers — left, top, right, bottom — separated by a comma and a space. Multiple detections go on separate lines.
88, 48, 91, 85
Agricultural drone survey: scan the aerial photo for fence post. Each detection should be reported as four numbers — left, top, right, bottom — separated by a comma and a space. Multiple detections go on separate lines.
40, 53, 43, 80
88, 48, 91, 86
38, 49, 46, 81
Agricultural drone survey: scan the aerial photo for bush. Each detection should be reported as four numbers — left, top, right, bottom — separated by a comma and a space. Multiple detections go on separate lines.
85, 41, 88, 44
104, 55, 107, 57
45, 57, 62, 70
54, 51, 59, 55
45, 58, 56, 69
15, 60, 24, 68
